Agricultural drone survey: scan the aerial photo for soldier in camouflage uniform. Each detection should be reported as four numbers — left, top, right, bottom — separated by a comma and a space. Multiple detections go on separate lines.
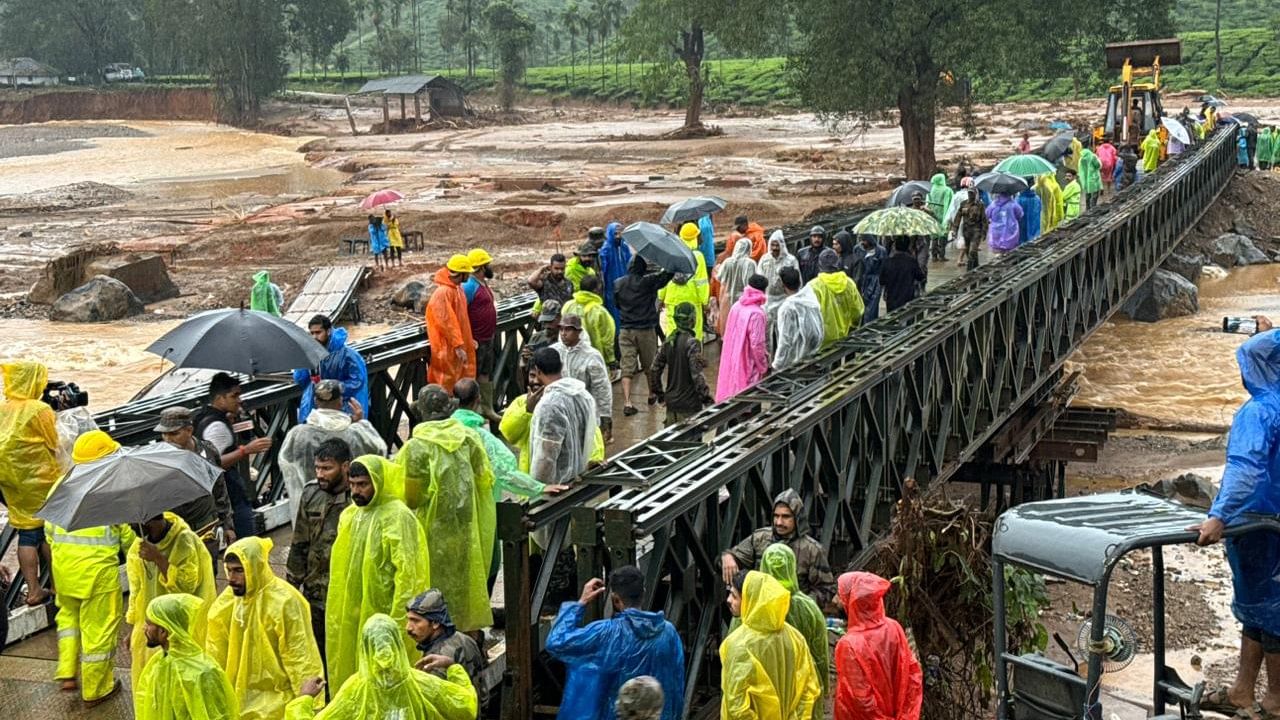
406, 588, 487, 696
285, 437, 353, 660
720, 489, 837, 610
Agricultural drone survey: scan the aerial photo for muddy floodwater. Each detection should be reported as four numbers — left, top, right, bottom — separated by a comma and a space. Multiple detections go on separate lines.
0, 120, 342, 197
1071, 264, 1280, 427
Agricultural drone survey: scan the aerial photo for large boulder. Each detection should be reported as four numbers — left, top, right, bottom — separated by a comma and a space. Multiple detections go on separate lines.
1209, 233, 1270, 268
85, 253, 178, 303
1121, 269, 1199, 323
1142, 473, 1217, 509
1162, 252, 1205, 284
391, 280, 427, 313
50, 275, 144, 322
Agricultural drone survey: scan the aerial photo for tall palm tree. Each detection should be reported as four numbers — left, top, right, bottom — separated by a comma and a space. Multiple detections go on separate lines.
560, 2, 581, 82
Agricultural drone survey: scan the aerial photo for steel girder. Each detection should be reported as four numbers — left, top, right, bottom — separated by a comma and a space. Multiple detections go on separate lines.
497, 128, 1237, 717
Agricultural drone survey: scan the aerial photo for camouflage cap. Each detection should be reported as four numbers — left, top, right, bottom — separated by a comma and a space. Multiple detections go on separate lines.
537, 299, 562, 323
615, 676, 664, 720
406, 588, 454, 627
672, 302, 697, 332
414, 384, 457, 421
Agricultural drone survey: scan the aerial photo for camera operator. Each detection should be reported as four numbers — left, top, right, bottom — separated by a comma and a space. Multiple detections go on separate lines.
192, 373, 272, 538
0, 362, 61, 605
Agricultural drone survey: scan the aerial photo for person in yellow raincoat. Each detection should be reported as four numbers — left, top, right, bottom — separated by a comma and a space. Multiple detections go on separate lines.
0, 361, 61, 605
48, 430, 137, 704
395, 385, 496, 634
501, 366, 606, 474
134, 593, 239, 720
126, 511, 217, 683
720, 570, 821, 720
285, 614, 477, 720
759, 544, 830, 719
658, 272, 709, 341
326, 454, 430, 691
1035, 173, 1063, 233
1140, 129, 1162, 176
561, 274, 617, 367
206, 536, 324, 720
807, 249, 864, 349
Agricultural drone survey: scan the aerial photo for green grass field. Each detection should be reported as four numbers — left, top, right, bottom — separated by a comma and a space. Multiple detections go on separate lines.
155, 26, 1280, 110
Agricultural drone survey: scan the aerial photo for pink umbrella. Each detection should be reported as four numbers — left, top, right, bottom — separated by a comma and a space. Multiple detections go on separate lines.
360, 189, 404, 210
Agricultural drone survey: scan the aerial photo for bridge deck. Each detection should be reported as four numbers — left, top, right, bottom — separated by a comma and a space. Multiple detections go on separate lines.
282, 265, 368, 327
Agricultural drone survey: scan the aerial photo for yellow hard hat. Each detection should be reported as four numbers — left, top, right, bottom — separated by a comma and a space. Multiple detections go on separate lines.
679, 223, 700, 243
72, 430, 121, 464
446, 254, 474, 273
467, 248, 493, 267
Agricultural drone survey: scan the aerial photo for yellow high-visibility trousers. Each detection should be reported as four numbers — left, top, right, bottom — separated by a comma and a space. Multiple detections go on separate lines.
54, 590, 122, 701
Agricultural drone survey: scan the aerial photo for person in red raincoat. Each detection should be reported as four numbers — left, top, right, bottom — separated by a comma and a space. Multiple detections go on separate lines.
834, 572, 923, 720
426, 254, 477, 392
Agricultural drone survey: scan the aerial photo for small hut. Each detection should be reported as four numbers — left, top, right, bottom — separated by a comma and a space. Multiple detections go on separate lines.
354, 75, 472, 132
0, 57, 60, 87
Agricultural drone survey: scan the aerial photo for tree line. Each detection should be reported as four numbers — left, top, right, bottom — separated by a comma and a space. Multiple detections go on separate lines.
11, 0, 1269, 179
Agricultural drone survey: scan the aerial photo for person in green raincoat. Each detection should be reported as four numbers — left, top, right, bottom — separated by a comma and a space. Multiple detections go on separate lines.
807, 249, 864, 349
565, 241, 599, 292
1140, 129, 1162, 175
1061, 170, 1082, 221
658, 272, 709, 341
395, 384, 496, 634
759, 544, 831, 719
134, 593, 239, 720
926, 173, 954, 261
249, 271, 283, 316
1078, 145, 1103, 210
561, 274, 617, 367
720, 570, 822, 720
326, 455, 429, 692
285, 614, 477, 720
1258, 127, 1275, 171
1035, 173, 1063, 233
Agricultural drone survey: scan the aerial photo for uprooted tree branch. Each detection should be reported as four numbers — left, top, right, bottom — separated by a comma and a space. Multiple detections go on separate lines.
861, 480, 1050, 720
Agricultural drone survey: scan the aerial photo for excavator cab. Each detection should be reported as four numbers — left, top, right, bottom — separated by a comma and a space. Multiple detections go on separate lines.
1096, 39, 1181, 146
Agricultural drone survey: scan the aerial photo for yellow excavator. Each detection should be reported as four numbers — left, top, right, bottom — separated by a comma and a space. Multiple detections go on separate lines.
1094, 38, 1182, 145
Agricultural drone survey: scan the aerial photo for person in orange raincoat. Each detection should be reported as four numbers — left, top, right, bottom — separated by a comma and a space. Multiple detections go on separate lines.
834, 572, 923, 720
733, 215, 768, 261
426, 254, 476, 392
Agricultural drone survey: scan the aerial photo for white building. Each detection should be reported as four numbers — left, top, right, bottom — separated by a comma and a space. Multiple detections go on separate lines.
0, 58, 60, 87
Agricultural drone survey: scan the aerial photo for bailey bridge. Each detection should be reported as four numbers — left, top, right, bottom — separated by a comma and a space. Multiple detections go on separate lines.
0, 126, 1236, 718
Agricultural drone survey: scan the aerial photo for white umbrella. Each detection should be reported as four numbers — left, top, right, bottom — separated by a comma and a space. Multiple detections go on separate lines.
37, 443, 223, 531
1160, 117, 1191, 145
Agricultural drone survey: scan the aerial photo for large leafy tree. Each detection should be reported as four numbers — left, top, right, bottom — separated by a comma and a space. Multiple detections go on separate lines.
789, 0, 1174, 178
0, 0, 136, 77
289, 0, 355, 72
196, 0, 288, 124
484, 0, 534, 111
620, 0, 787, 130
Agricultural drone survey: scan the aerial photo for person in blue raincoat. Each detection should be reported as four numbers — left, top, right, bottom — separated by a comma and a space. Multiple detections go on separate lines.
697, 215, 716, 272
1016, 185, 1041, 245
599, 222, 631, 330
293, 314, 370, 423
1193, 323, 1280, 718
547, 565, 685, 720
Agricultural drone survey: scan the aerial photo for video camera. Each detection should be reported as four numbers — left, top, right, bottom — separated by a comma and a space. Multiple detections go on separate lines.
43, 381, 89, 411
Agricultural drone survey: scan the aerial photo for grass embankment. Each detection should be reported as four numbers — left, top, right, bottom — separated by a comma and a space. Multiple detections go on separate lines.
155, 26, 1280, 109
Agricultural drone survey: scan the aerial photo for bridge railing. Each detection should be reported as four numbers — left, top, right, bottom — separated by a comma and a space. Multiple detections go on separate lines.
497, 127, 1238, 718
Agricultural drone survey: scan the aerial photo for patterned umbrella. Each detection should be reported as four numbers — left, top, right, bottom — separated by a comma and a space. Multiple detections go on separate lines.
853, 207, 941, 237
995, 154, 1056, 177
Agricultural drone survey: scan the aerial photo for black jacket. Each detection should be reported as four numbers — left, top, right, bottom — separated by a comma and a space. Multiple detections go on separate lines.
614, 271, 672, 329
881, 252, 925, 311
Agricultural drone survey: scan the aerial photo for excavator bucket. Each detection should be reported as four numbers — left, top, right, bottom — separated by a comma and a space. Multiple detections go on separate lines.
1105, 39, 1182, 69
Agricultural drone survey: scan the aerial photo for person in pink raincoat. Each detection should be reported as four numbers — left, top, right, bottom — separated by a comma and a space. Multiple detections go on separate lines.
715, 275, 770, 403
1096, 138, 1118, 194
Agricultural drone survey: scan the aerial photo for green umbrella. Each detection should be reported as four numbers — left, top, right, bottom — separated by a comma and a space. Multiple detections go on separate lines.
853, 207, 941, 237
995, 154, 1056, 177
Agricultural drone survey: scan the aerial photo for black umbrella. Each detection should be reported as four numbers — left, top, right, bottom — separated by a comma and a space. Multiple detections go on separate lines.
1228, 112, 1260, 127
660, 196, 727, 225
146, 307, 330, 376
973, 171, 1029, 196
1040, 132, 1075, 162
886, 181, 933, 208
619, 222, 698, 275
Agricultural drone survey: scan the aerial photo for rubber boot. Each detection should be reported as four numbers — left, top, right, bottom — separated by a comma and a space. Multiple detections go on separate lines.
478, 380, 503, 424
